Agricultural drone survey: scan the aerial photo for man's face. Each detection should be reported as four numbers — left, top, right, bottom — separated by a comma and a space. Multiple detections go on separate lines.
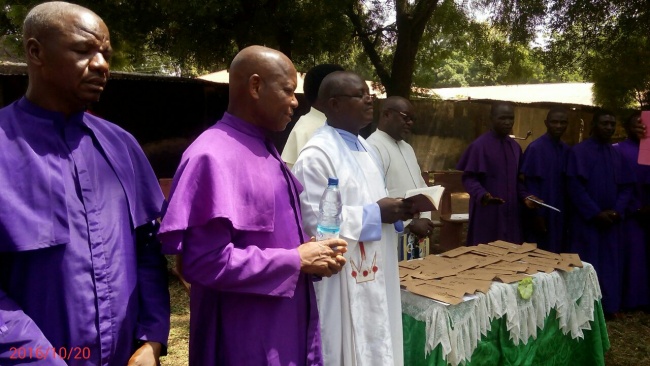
40, 11, 112, 110
333, 76, 374, 133
257, 63, 299, 132
491, 104, 515, 137
593, 114, 617, 142
384, 102, 415, 141
544, 111, 569, 139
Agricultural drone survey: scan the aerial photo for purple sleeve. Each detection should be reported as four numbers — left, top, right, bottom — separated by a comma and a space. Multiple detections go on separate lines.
0, 290, 67, 365
566, 176, 602, 220
182, 218, 302, 297
615, 183, 635, 217
461, 172, 488, 202
523, 176, 545, 216
134, 222, 171, 348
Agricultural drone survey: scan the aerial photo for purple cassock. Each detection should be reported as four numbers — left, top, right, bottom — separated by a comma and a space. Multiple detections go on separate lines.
456, 131, 527, 246
520, 133, 569, 253
0, 98, 170, 365
566, 137, 634, 314
613, 138, 650, 310
158, 113, 322, 365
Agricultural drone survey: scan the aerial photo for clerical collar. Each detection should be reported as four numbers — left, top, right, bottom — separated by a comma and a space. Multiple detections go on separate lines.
327, 123, 367, 152
219, 112, 268, 140
17, 97, 85, 126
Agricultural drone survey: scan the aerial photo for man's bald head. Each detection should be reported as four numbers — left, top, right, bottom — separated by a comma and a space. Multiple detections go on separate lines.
227, 45, 298, 132
378, 96, 415, 141
23, 1, 100, 46
319, 71, 374, 135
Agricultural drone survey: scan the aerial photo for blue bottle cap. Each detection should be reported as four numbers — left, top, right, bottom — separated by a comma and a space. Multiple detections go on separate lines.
328, 177, 339, 186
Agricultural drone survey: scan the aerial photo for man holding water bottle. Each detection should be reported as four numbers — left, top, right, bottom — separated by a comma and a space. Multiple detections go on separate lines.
293, 71, 413, 366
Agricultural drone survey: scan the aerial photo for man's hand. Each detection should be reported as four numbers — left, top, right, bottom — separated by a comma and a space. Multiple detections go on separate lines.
593, 210, 620, 227
523, 195, 543, 209
481, 192, 505, 206
377, 197, 414, 223
127, 342, 162, 366
632, 116, 647, 140
298, 238, 348, 277
407, 218, 436, 238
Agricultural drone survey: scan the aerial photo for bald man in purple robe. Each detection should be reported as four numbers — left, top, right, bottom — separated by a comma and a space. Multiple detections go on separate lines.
520, 107, 570, 253
0, 2, 170, 365
456, 102, 539, 246
158, 46, 347, 365
613, 111, 650, 310
566, 110, 634, 314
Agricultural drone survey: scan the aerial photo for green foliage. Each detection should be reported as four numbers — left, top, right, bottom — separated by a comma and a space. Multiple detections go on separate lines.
481, 0, 649, 109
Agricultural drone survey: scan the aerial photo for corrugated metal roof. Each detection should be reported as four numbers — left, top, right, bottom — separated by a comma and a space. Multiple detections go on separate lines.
0, 62, 214, 85
428, 83, 595, 106
198, 69, 387, 98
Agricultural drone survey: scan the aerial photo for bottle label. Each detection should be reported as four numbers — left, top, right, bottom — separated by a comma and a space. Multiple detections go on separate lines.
317, 225, 340, 240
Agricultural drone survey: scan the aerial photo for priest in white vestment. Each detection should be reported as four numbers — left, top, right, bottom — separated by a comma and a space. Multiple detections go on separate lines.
293, 71, 413, 366
281, 64, 343, 169
367, 96, 436, 243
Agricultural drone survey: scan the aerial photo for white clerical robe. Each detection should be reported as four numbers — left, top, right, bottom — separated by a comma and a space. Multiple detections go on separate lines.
367, 130, 431, 222
367, 129, 428, 197
293, 125, 403, 366
281, 107, 326, 168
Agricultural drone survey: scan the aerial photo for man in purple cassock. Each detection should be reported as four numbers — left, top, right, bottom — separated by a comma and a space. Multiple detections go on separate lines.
0, 2, 170, 365
566, 110, 634, 314
613, 111, 650, 310
456, 102, 539, 246
158, 46, 348, 366
520, 107, 570, 253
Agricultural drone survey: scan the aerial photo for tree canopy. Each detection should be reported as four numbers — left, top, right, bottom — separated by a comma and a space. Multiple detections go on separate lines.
482, 0, 649, 108
1, 0, 647, 107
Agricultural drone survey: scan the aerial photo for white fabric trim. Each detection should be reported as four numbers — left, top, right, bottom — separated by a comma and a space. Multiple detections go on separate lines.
401, 262, 601, 366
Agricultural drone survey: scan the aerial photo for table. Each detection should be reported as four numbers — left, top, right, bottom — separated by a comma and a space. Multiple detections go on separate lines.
401, 263, 609, 365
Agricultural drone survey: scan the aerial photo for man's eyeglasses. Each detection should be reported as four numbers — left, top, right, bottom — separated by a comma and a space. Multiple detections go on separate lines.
332, 93, 376, 102
386, 108, 416, 123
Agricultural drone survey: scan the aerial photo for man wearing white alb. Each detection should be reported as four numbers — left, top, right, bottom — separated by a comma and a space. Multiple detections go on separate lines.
368, 97, 436, 241
281, 64, 344, 169
293, 71, 412, 366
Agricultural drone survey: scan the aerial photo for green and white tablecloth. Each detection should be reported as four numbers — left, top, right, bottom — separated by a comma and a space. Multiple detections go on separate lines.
401, 263, 609, 365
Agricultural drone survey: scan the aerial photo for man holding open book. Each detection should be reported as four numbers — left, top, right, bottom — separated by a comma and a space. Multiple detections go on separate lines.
368, 96, 437, 247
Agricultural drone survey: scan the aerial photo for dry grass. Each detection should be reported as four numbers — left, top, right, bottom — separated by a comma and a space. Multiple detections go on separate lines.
161, 256, 650, 366
605, 311, 650, 366
162, 259, 190, 366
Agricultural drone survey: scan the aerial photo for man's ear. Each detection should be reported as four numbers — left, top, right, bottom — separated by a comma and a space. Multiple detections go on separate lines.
327, 97, 338, 113
25, 38, 44, 66
249, 74, 262, 100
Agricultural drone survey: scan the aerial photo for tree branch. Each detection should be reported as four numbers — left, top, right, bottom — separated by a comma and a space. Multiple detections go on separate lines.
345, 4, 392, 86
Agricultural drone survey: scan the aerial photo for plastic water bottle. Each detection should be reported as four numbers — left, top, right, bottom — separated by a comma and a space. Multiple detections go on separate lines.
317, 177, 342, 240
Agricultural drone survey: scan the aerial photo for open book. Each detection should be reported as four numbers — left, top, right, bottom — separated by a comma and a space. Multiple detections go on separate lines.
404, 185, 445, 213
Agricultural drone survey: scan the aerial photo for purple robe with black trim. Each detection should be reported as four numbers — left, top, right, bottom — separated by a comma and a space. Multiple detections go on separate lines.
613, 138, 650, 309
520, 133, 569, 253
566, 137, 634, 314
158, 112, 322, 365
456, 131, 527, 246
0, 97, 170, 365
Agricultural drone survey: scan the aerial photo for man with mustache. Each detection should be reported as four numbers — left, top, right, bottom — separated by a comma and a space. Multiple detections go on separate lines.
158, 46, 347, 365
0, 2, 170, 365
293, 71, 412, 365
566, 109, 635, 315
457, 102, 539, 246
519, 107, 570, 253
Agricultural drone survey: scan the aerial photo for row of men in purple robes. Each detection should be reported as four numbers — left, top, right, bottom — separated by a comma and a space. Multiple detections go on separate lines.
457, 106, 649, 314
